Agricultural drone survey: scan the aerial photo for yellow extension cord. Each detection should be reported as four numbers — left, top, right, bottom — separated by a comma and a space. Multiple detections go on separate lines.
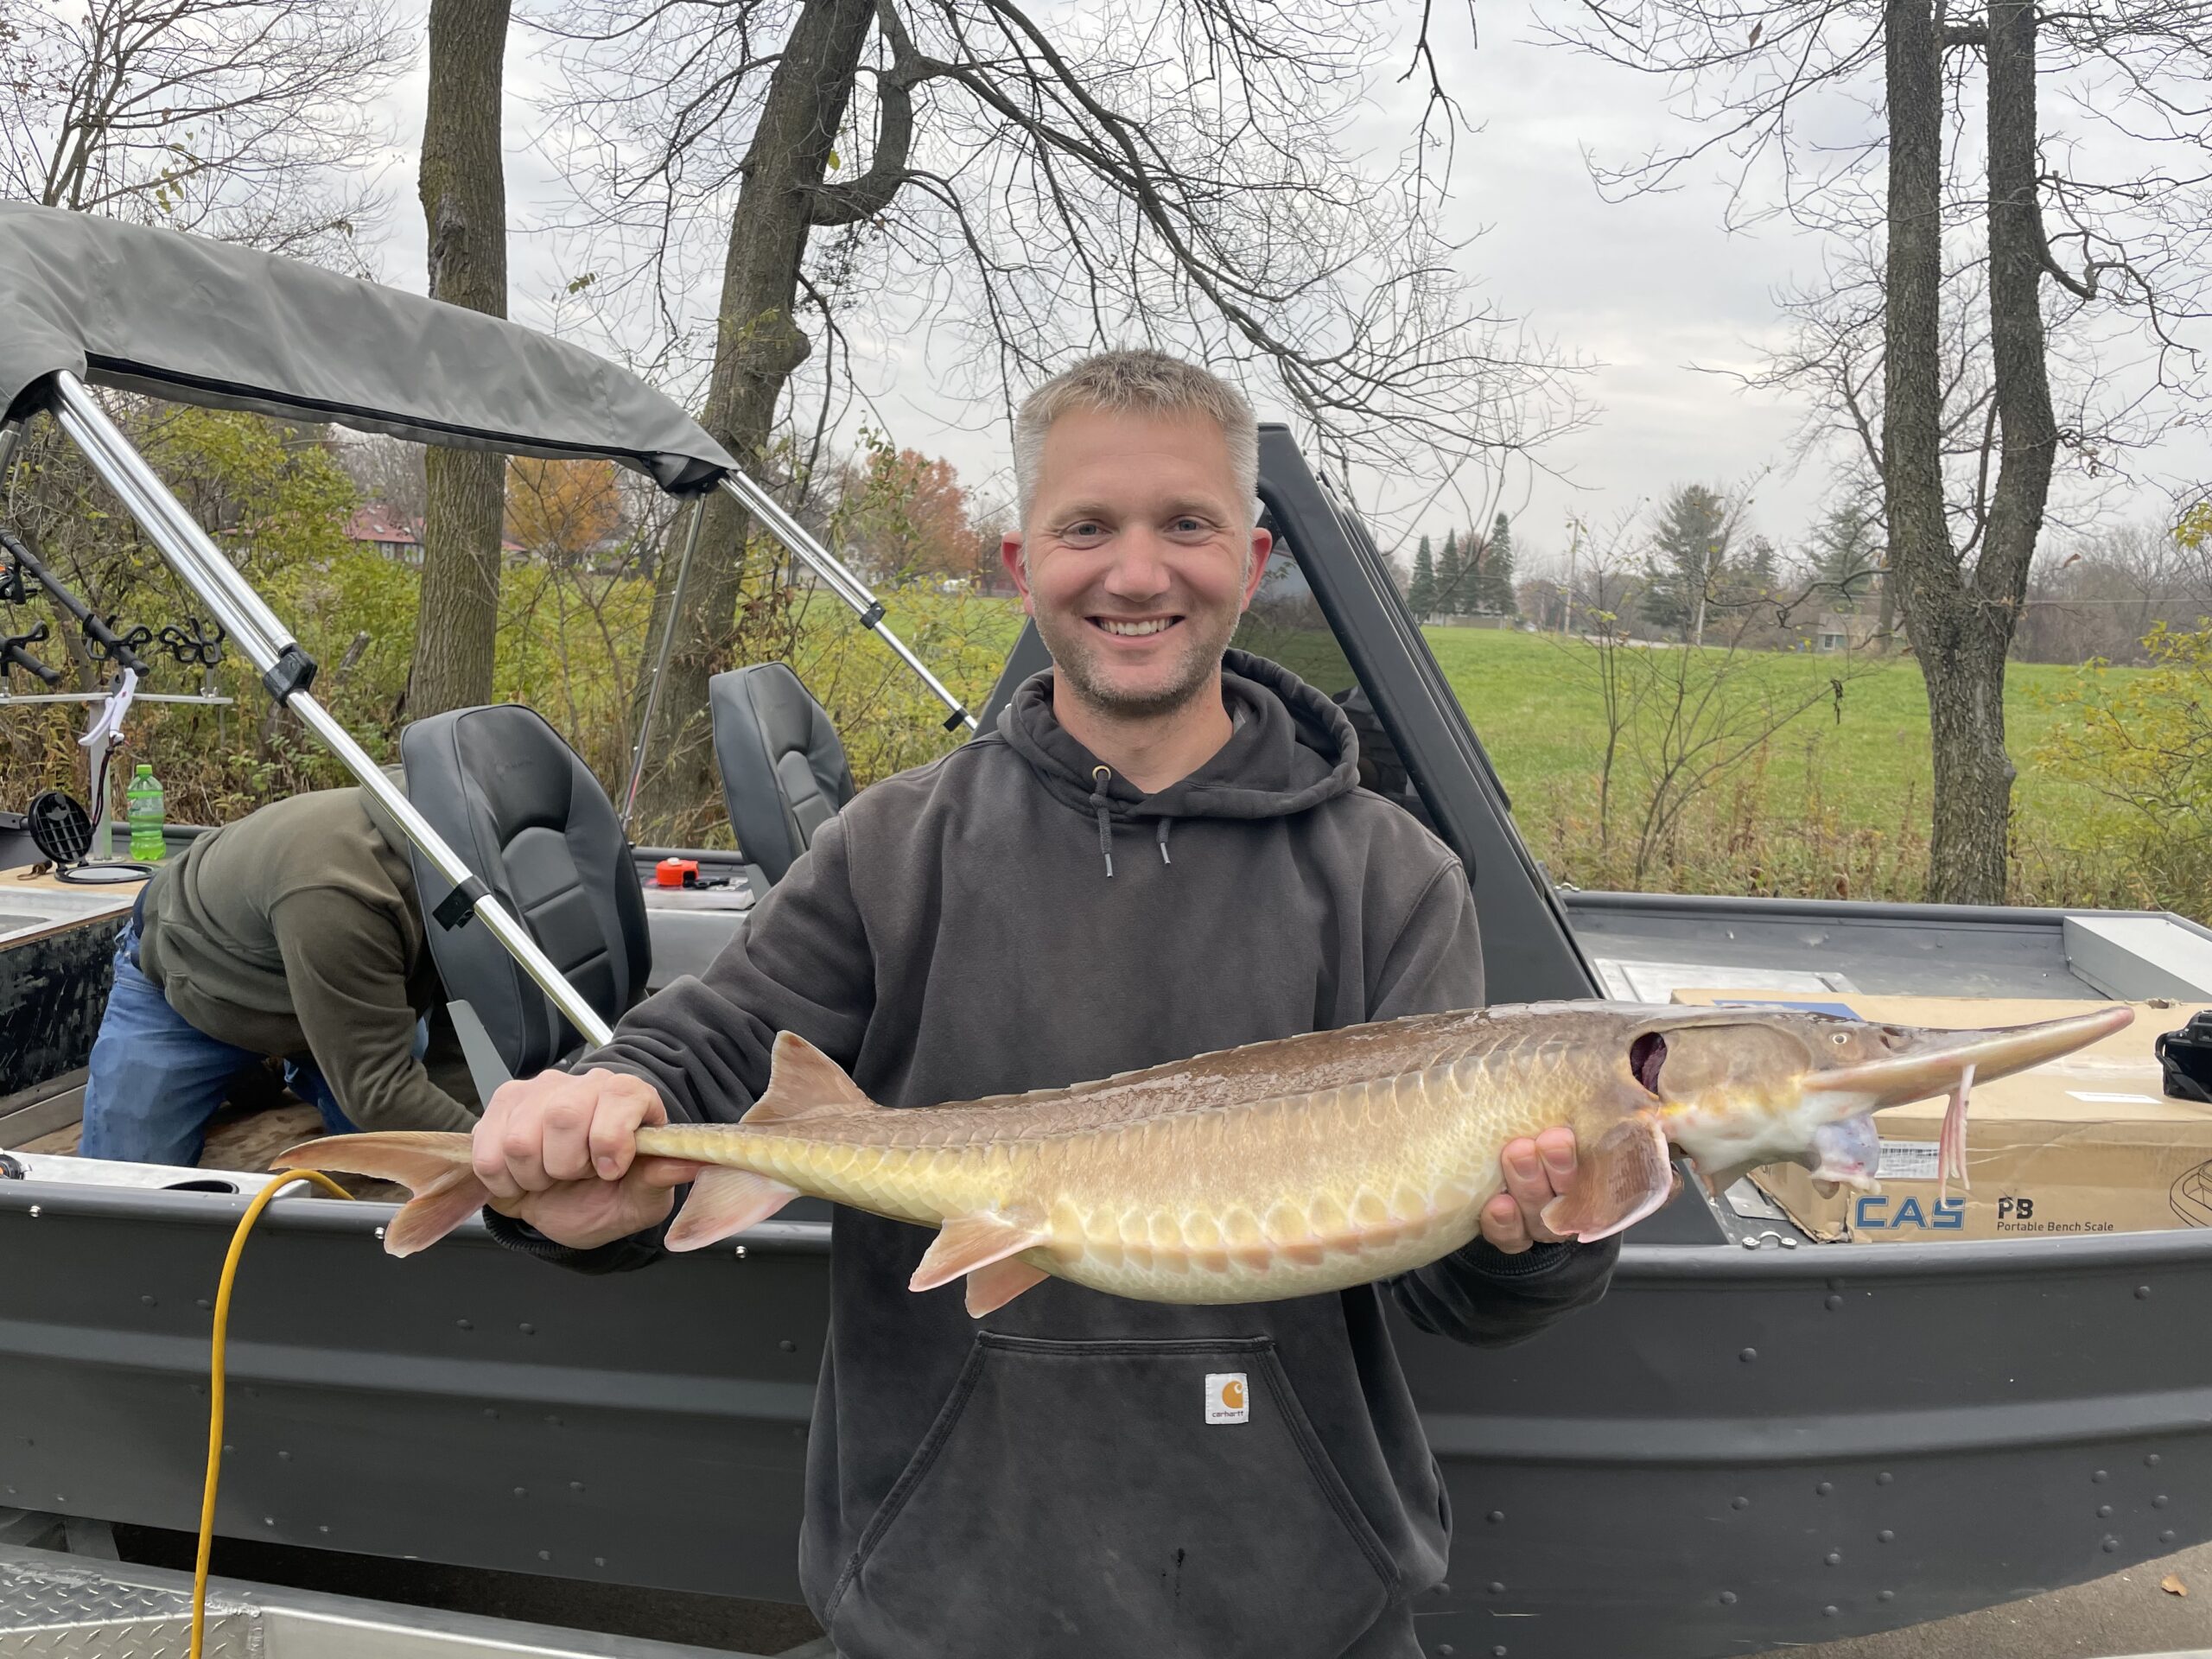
193, 1167, 352, 1659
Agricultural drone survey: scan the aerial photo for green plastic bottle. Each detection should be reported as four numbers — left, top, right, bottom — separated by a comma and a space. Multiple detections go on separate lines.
127, 763, 165, 862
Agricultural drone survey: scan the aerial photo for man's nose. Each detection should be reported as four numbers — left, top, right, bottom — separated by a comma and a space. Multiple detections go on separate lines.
1099, 530, 1172, 600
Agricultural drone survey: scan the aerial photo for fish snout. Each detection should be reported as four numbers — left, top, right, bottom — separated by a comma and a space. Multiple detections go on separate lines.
1802, 1004, 2133, 1116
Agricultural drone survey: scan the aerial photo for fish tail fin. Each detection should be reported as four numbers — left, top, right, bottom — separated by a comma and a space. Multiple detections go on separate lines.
741, 1031, 881, 1126
270, 1131, 486, 1257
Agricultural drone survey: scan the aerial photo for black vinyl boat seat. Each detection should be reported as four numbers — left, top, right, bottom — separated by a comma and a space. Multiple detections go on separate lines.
398, 704, 651, 1097
709, 663, 855, 897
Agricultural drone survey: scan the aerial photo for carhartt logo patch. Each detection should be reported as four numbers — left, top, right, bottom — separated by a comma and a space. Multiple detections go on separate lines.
1205, 1371, 1249, 1424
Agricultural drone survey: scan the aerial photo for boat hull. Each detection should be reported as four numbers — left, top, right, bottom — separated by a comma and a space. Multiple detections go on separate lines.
0, 1178, 2205, 1658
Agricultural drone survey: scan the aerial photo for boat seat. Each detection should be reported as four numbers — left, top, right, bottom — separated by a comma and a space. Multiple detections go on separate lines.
398, 704, 651, 1094
709, 663, 855, 894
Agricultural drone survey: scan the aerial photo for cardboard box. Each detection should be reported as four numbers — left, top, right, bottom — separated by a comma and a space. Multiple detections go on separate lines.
1669, 991, 2212, 1243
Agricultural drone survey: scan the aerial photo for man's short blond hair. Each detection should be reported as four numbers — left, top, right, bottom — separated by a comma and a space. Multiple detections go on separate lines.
1013, 349, 1259, 531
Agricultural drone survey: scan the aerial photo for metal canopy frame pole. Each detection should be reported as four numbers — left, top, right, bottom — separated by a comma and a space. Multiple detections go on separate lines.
620, 498, 705, 835
715, 474, 978, 732
48, 372, 614, 1049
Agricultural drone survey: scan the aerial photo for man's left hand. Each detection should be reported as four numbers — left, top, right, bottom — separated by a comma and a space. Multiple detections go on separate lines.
1480, 1128, 1579, 1254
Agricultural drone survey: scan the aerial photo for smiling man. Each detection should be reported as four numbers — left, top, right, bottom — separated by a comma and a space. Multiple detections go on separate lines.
473, 350, 1618, 1659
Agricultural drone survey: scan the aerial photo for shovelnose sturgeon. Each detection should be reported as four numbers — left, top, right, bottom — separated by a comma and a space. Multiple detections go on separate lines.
276, 1001, 2133, 1316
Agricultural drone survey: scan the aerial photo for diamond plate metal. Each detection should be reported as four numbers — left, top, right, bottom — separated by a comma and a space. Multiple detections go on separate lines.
0, 1560, 253, 1657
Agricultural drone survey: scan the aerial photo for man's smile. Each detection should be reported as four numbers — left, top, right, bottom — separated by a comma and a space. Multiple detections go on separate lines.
1090, 614, 1183, 639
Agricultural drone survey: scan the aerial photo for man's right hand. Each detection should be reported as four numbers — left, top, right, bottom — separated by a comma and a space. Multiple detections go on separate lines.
472, 1067, 701, 1251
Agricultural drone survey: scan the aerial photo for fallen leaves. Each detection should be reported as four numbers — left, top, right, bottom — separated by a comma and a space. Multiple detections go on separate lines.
2162, 1573, 2188, 1598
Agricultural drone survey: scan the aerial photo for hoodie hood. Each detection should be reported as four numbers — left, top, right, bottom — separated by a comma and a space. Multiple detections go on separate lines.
997, 648, 1361, 823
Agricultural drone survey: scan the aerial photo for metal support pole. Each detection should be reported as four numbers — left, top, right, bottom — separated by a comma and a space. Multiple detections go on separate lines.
0, 419, 23, 484
620, 498, 705, 835
48, 372, 613, 1048
715, 474, 978, 732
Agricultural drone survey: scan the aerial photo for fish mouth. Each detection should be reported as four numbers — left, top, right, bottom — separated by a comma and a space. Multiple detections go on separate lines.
1809, 1005, 2133, 1111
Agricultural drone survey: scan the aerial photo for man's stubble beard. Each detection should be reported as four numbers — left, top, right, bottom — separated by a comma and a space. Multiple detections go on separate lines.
1038, 605, 1243, 723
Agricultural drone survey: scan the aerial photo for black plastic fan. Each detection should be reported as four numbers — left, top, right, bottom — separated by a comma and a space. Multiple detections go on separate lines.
27, 788, 149, 884
26, 789, 93, 864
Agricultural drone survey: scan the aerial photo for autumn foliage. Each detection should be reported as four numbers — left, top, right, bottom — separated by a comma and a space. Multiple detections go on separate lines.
836, 435, 987, 584
505, 456, 621, 562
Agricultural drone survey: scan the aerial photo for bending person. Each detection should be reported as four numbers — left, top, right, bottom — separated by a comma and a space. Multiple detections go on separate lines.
80, 776, 475, 1165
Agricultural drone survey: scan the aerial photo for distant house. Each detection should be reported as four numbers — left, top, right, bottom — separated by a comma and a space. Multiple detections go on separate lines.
1814, 612, 1881, 652
346, 505, 529, 563
346, 504, 421, 563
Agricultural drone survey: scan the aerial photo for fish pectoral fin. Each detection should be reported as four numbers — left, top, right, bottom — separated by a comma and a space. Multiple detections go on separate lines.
664, 1167, 801, 1252
741, 1032, 880, 1127
965, 1259, 1051, 1318
1541, 1111, 1675, 1243
909, 1211, 1049, 1295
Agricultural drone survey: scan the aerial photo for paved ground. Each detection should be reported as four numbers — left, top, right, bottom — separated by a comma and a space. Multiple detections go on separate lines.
1764, 1537, 2212, 1659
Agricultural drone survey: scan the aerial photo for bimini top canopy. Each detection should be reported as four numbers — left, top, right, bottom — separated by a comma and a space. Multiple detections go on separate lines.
0, 203, 734, 493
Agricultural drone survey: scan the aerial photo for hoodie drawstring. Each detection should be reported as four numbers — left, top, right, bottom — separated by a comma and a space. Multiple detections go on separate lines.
1090, 766, 1115, 878
1087, 765, 1175, 874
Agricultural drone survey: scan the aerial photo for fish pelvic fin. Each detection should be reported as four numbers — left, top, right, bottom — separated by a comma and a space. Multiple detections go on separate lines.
966, 1258, 1051, 1318
270, 1132, 485, 1257
910, 1211, 1050, 1299
741, 1031, 879, 1126
665, 1167, 800, 1252
1540, 1111, 1675, 1243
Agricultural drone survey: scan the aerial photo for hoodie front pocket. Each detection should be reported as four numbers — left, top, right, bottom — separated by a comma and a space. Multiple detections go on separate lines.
826, 1333, 1397, 1659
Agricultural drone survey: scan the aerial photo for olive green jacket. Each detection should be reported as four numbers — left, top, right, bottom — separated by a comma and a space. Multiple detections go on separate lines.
136, 786, 475, 1132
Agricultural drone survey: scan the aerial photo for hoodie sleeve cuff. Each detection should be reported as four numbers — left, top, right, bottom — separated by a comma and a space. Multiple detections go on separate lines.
480, 1207, 667, 1275
1457, 1237, 1579, 1278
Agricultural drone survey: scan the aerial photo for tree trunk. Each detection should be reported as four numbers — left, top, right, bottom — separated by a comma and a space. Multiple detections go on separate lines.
408, 0, 511, 720
1885, 0, 2008, 904
627, 0, 879, 838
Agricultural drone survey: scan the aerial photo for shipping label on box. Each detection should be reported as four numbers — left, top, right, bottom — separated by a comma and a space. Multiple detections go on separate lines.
1669, 992, 2212, 1244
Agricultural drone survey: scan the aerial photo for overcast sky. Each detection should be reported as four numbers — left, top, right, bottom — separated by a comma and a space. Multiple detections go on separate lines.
355, 1, 2205, 577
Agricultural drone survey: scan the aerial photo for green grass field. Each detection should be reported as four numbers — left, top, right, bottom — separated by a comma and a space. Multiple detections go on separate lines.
1417, 626, 2131, 906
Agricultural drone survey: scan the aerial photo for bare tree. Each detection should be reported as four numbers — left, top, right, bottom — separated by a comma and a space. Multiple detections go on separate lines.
405, 0, 512, 719
334, 433, 430, 526
533, 0, 1590, 831
1547, 1, 2212, 904
0, 0, 406, 261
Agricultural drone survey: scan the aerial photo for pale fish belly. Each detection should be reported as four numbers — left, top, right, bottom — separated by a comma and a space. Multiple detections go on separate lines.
1005, 1065, 1520, 1305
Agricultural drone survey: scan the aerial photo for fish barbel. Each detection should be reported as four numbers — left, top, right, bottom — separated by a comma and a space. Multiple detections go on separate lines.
275, 999, 2132, 1315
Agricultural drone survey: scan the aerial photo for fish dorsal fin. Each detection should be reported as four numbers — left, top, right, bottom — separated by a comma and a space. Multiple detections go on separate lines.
741, 1031, 879, 1126
909, 1211, 1048, 1294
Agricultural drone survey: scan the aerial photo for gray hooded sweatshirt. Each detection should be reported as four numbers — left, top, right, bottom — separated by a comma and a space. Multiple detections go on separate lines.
491, 651, 1617, 1659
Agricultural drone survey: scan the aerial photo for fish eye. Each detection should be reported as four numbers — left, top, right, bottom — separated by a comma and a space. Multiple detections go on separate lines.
1832, 1032, 1849, 1046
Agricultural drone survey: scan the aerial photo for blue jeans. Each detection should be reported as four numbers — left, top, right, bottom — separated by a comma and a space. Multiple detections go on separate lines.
79, 919, 423, 1166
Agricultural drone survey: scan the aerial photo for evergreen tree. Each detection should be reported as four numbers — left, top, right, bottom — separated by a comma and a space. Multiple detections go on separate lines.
1436, 528, 1462, 616
1812, 502, 1884, 608
1484, 512, 1519, 615
1408, 534, 1436, 620
1641, 484, 1732, 639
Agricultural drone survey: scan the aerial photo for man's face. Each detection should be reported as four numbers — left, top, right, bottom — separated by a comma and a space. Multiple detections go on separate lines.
1002, 407, 1272, 720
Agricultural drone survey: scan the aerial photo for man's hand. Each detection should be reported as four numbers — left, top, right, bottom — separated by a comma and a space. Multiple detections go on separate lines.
472, 1067, 701, 1251
1479, 1128, 1579, 1254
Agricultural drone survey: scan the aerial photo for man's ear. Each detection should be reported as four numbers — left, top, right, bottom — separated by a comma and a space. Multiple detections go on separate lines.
1241, 526, 1274, 607
1001, 531, 1034, 612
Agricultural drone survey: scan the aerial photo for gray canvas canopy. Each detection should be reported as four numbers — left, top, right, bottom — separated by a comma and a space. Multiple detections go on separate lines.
0, 203, 733, 493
